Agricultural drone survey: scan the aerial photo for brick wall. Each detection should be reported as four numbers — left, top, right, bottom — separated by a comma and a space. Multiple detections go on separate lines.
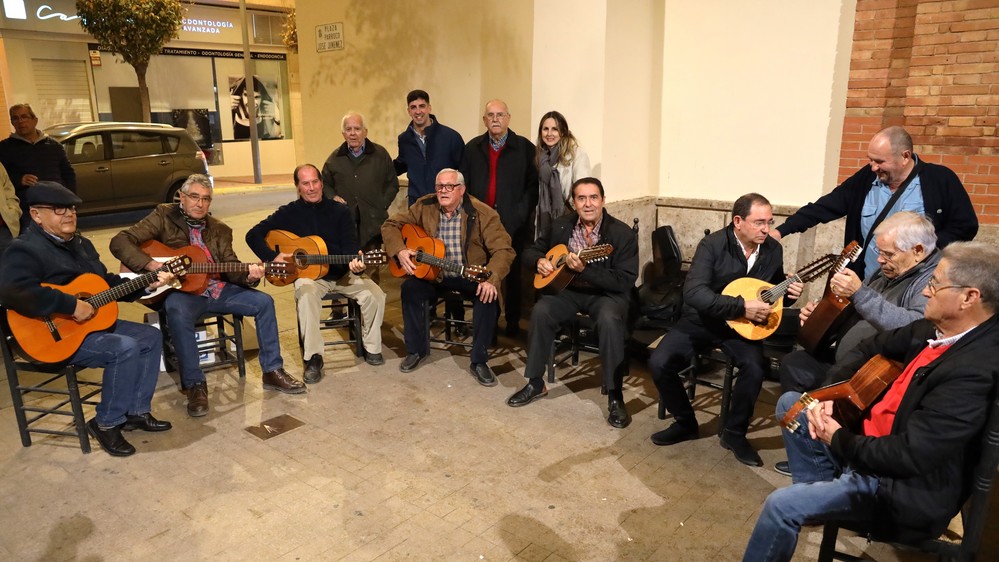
840, 0, 999, 225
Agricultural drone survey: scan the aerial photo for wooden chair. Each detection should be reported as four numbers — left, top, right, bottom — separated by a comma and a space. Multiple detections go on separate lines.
818, 391, 999, 561
298, 292, 364, 358
0, 309, 101, 453
425, 290, 474, 351
158, 310, 246, 378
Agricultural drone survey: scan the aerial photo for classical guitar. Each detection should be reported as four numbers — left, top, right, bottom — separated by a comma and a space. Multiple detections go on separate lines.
533, 243, 614, 292
6, 257, 191, 364
125, 240, 294, 305
780, 354, 904, 431
263, 229, 389, 286
797, 241, 864, 355
388, 223, 492, 283
723, 253, 838, 340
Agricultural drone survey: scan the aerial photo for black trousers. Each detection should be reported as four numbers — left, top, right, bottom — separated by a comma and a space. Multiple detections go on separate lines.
524, 290, 629, 391
647, 318, 766, 435
777, 349, 833, 393
401, 276, 498, 365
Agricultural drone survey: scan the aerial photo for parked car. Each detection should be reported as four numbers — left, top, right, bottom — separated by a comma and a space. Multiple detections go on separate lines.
45, 122, 209, 215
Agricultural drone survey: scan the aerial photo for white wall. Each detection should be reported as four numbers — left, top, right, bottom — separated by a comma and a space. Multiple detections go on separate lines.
659, 0, 855, 205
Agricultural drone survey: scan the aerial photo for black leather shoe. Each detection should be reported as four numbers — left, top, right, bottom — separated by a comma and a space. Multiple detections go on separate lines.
304, 354, 324, 384
365, 352, 385, 366
470, 363, 497, 386
399, 353, 426, 373
607, 398, 631, 428
507, 380, 547, 407
122, 413, 172, 432
86, 419, 136, 457
262, 368, 308, 394
650, 421, 699, 446
187, 382, 209, 418
774, 460, 791, 477
720, 431, 763, 467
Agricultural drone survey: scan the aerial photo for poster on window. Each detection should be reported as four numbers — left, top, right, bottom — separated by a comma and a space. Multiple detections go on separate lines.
229, 75, 283, 140
172, 109, 212, 148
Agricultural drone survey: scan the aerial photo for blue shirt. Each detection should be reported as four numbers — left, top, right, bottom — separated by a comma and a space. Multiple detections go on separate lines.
860, 160, 925, 277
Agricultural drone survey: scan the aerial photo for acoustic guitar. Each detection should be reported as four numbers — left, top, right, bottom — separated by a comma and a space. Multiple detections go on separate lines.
126, 240, 294, 305
533, 244, 614, 292
723, 253, 837, 340
779, 354, 904, 432
263, 229, 389, 287
797, 241, 864, 355
6, 257, 191, 364
388, 223, 492, 283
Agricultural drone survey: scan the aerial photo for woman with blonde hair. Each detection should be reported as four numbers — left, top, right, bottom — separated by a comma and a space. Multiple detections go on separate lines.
535, 110, 590, 238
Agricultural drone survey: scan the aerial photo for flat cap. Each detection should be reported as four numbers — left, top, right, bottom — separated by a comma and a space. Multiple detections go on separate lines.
24, 181, 82, 207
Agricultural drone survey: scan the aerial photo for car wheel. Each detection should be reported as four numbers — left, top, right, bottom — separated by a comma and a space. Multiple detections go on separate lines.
167, 181, 184, 204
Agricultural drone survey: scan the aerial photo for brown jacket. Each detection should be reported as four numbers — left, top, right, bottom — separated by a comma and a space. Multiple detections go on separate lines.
381, 194, 515, 283
109, 203, 254, 285
0, 163, 21, 236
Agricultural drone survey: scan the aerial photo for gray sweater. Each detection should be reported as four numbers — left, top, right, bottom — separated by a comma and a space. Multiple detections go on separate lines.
835, 249, 940, 362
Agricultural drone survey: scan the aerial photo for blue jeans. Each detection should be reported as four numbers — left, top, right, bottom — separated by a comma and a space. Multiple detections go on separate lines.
163, 284, 283, 388
69, 320, 162, 428
742, 392, 879, 562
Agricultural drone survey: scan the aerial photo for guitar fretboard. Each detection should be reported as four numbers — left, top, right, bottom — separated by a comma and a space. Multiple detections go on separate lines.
185, 262, 282, 274
86, 267, 166, 308
299, 254, 370, 265
414, 250, 465, 275
760, 254, 837, 304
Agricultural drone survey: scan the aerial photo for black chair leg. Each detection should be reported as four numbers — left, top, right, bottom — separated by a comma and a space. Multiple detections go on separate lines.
818, 524, 839, 562
65, 367, 92, 454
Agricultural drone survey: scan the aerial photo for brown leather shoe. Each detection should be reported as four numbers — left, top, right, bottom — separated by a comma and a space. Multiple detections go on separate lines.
187, 382, 209, 418
262, 368, 308, 394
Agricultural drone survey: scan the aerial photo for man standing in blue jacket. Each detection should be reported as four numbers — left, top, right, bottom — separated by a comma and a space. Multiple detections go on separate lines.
773, 126, 977, 280
394, 90, 464, 206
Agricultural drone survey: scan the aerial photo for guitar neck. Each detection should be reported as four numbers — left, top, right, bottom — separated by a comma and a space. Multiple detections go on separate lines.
415, 251, 466, 275
759, 253, 837, 304
186, 262, 278, 274
86, 269, 161, 308
298, 254, 365, 265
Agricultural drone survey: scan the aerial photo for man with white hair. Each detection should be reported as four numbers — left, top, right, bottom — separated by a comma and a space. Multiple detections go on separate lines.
322, 111, 400, 252
773, 211, 941, 476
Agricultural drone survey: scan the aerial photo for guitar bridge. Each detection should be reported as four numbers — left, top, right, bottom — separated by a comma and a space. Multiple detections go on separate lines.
44, 317, 63, 343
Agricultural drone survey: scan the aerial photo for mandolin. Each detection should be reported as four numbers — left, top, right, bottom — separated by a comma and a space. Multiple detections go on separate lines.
797, 241, 864, 355
125, 240, 294, 305
263, 229, 389, 287
388, 223, 492, 283
533, 243, 614, 292
723, 253, 837, 340
779, 354, 904, 431
6, 257, 191, 364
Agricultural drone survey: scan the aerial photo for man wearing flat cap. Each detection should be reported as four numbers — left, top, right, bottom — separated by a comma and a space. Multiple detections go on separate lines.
0, 182, 175, 457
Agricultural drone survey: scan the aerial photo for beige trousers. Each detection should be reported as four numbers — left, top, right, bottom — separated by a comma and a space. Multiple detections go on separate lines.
295, 273, 386, 359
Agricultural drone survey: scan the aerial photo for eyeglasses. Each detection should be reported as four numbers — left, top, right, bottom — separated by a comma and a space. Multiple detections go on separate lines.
434, 183, 461, 193
926, 278, 969, 296
33, 205, 77, 215
183, 192, 212, 204
485, 112, 509, 120
873, 246, 899, 262
10, 114, 35, 122
740, 218, 774, 229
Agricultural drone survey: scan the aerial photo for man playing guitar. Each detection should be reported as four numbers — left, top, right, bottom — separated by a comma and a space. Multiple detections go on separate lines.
647, 193, 803, 466
0, 182, 176, 457
110, 174, 306, 419
246, 163, 388, 382
381, 168, 514, 384
506, 177, 638, 429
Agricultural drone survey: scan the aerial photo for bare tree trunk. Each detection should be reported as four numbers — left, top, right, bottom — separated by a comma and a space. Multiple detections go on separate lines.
134, 61, 151, 122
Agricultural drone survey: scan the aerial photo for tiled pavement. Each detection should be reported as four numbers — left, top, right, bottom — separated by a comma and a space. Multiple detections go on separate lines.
0, 192, 975, 561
